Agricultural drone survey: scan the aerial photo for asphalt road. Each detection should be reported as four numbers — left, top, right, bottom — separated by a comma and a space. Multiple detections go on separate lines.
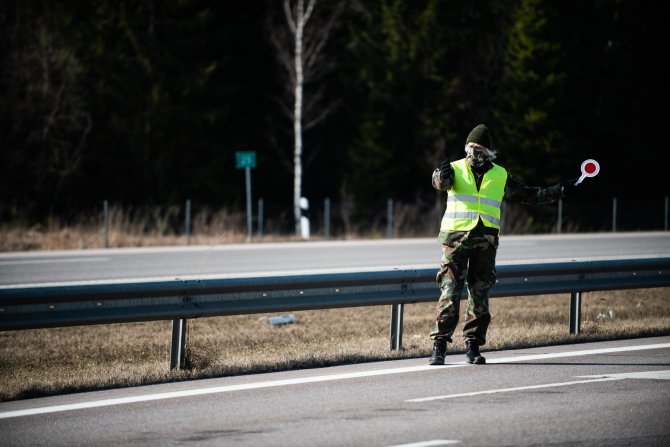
1, 232, 670, 286
1, 336, 669, 446
1, 233, 669, 445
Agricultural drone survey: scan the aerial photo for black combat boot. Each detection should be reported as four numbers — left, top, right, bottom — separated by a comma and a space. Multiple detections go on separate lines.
429, 338, 447, 365
465, 340, 486, 364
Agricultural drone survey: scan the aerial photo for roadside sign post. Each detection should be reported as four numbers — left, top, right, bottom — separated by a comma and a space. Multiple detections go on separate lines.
236, 151, 257, 242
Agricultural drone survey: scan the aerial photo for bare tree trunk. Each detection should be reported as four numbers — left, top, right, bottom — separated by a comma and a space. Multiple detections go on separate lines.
288, 0, 314, 235
293, 0, 304, 234
271, 0, 339, 235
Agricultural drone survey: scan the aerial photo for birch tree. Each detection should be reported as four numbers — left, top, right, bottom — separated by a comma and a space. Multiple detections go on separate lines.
269, 0, 342, 235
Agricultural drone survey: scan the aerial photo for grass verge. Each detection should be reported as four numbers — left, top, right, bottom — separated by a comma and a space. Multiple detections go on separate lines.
1, 287, 668, 402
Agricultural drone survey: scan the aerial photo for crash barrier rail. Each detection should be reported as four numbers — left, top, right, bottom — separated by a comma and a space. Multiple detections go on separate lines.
1, 256, 669, 370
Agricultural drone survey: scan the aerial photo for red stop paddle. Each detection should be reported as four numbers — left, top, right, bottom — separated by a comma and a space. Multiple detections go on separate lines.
576, 159, 600, 185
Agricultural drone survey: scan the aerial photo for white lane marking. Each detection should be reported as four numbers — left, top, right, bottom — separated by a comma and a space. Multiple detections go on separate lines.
0, 238, 439, 259
408, 378, 618, 402
0, 257, 108, 266
406, 370, 670, 403
387, 440, 460, 447
0, 264, 438, 289
1, 342, 668, 419
576, 370, 670, 381
481, 343, 670, 365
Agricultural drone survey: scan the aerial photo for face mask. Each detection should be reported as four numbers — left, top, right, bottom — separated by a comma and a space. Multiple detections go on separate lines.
465, 144, 495, 168
468, 148, 487, 168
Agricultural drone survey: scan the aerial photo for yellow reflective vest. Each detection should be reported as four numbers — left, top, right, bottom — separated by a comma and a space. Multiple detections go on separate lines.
440, 158, 508, 231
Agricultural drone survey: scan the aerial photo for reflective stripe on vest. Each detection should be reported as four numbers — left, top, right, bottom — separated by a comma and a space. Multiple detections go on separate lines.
440, 158, 507, 231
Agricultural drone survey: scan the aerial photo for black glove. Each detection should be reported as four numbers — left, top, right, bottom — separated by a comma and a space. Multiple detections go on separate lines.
439, 159, 453, 182
561, 177, 580, 196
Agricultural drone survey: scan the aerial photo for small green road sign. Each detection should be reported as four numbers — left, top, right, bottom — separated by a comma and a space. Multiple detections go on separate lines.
236, 151, 257, 169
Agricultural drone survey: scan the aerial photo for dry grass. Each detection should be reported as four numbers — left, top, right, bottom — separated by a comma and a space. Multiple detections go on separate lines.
0, 206, 300, 251
1, 287, 668, 402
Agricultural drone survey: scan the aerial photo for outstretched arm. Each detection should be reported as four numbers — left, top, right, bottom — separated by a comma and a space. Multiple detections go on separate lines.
504, 174, 565, 205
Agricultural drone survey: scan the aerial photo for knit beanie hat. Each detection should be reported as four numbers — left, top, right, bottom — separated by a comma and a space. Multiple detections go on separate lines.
466, 124, 492, 149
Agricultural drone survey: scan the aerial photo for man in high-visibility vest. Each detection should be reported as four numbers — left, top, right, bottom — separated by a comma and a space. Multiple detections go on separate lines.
429, 123, 579, 365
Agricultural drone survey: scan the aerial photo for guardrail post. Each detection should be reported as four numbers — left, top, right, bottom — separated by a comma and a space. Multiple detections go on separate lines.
389, 303, 404, 350
245, 167, 253, 242
170, 318, 187, 370
324, 198, 331, 240
258, 198, 264, 240
386, 199, 394, 238
569, 292, 582, 335
103, 200, 109, 248
185, 199, 191, 245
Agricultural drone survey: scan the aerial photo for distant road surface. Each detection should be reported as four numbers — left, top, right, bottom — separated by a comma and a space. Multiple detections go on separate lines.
1, 232, 670, 285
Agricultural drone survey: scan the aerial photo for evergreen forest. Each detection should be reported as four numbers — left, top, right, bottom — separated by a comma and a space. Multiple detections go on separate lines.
2, 0, 668, 234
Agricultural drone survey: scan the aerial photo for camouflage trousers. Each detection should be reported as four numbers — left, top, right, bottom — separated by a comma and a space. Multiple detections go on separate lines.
429, 232, 498, 346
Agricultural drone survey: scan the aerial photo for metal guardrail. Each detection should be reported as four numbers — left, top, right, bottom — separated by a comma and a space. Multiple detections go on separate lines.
1, 257, 669, 369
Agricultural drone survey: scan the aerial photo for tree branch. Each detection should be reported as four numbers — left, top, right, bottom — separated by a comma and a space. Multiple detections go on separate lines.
283, 0, 296, 33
